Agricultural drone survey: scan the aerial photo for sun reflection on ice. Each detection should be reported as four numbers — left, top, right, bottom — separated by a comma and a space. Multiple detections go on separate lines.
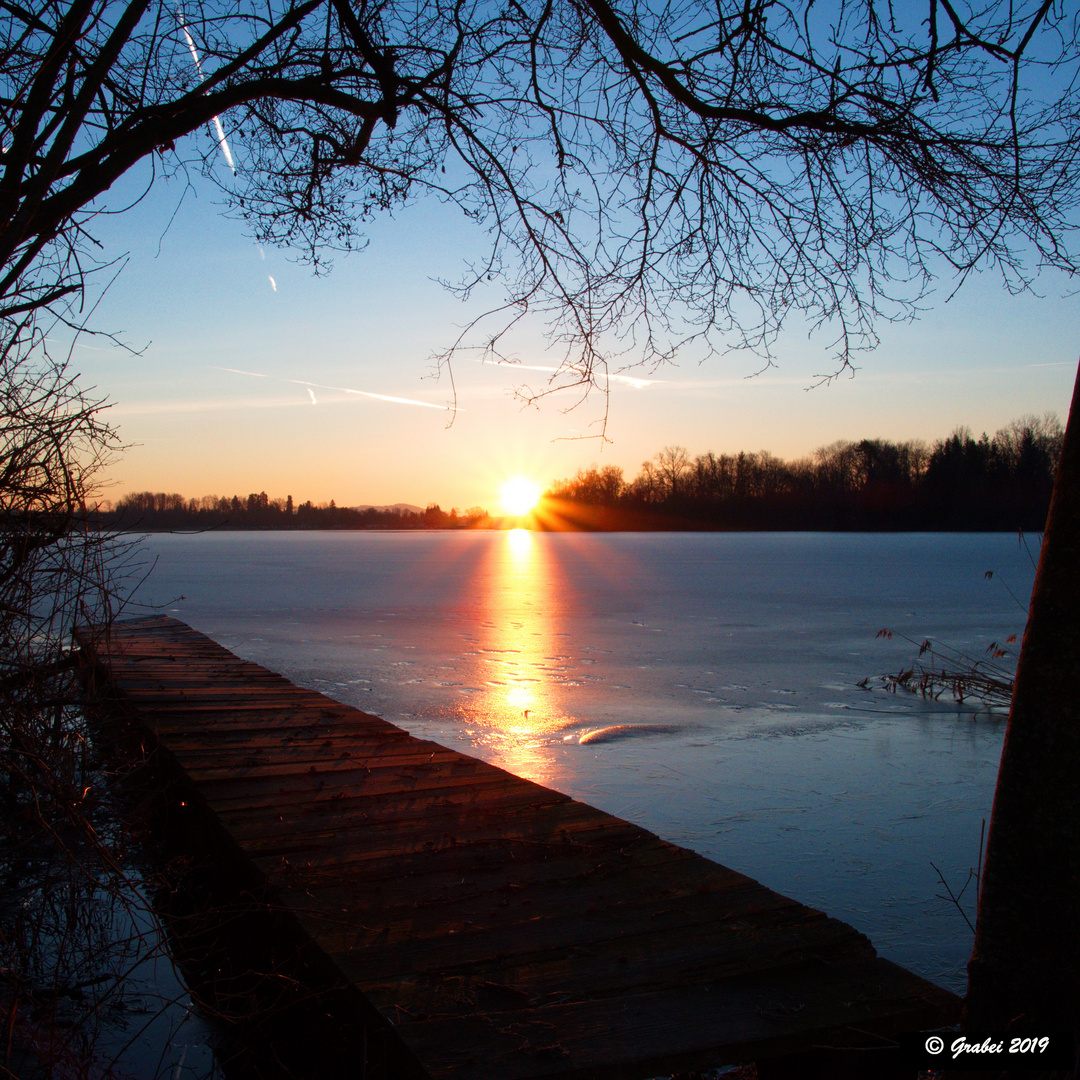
464, 529, 576, 785
506, 526, 532, 551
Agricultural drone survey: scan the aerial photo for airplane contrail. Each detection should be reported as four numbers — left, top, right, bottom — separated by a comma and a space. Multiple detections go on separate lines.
178, 10, 236, 174
478, 360, 655, 389
477, 359, 837, 390
215, 367, 456, 411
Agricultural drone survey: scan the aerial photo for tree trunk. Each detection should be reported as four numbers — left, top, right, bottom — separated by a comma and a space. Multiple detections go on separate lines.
965, 356, 1080, 1043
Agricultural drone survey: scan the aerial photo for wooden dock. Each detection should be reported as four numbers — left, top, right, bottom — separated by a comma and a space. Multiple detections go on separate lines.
80, 616, 958, 1078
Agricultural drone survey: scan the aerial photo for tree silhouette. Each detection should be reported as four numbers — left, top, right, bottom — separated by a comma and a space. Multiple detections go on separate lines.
3, 0, 1080, 1045
2, 1, 1077, 386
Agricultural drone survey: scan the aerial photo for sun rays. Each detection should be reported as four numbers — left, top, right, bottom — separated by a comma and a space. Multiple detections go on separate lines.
498, 477, 542, 517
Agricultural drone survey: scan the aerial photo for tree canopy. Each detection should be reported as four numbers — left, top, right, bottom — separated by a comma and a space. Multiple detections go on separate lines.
547, 414, 1063, 529
1, 0, 1078, 401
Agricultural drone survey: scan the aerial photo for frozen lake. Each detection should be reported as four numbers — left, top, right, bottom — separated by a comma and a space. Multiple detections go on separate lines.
126, 529, 1037, 995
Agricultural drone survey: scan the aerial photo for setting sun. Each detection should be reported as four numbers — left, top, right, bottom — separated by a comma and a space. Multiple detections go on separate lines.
499, 477, 542, 516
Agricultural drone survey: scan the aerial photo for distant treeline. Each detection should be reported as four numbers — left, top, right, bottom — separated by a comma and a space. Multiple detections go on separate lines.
543, 415, 1063, 531
97, 414, 1063, 533
97, 492, 489, 531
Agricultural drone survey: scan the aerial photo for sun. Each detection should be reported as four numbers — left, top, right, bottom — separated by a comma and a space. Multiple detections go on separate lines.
499, 477, 542, 516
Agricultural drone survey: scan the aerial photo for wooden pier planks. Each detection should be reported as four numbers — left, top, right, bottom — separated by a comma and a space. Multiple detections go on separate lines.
81, 616, 959, 1078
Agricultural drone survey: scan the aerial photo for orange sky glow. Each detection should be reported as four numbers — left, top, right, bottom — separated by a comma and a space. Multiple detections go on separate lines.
74, 167, 1078, 513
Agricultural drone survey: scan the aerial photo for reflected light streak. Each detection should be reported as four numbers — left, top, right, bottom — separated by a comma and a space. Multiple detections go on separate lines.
461, 530, 574, 785
507, 526, 532, 552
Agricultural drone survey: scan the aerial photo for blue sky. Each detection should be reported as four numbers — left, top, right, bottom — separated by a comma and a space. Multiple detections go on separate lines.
70, 159, 1078, 512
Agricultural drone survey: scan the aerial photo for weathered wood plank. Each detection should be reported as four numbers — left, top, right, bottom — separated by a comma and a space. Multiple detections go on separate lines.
396, 961, 949, 1079
80, 615, 959, 1079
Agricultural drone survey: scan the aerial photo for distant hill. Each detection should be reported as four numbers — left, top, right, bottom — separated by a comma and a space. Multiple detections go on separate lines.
350, 503, 423, 514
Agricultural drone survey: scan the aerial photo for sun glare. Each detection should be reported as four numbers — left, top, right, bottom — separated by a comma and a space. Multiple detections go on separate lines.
499, 477, 542, 516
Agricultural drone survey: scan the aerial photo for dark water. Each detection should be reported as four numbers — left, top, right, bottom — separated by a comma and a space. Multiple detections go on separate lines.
129, 530, 1037, 993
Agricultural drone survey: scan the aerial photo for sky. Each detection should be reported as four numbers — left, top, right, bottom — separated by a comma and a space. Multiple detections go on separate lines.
66, 158, 1078, 514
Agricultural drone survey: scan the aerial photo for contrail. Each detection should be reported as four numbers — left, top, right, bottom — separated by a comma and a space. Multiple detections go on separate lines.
215, 367, 455, 411
178, 10, 236, 174
477, 359, 835, 390
221, 367, 267, 378
479, 360, 655, 389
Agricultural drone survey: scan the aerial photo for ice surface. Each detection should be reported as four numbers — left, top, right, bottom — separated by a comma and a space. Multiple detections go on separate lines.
130, 529, 1035, 992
